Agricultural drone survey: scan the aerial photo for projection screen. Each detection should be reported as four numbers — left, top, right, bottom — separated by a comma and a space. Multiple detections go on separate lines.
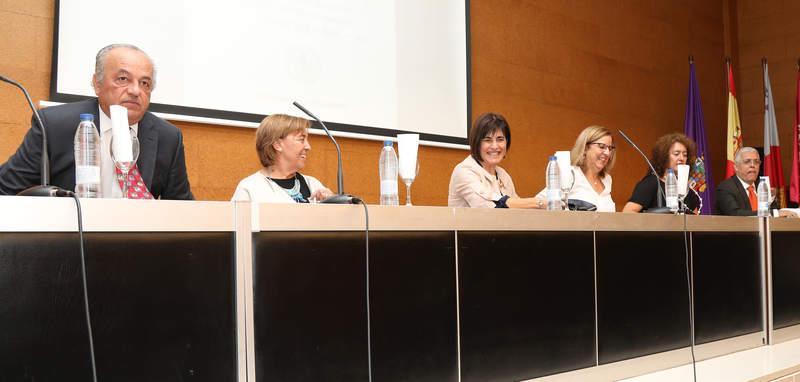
50, 0, 471, 147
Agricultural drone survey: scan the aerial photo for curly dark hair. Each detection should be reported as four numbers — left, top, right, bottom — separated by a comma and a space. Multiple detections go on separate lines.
650, 132, 696, 177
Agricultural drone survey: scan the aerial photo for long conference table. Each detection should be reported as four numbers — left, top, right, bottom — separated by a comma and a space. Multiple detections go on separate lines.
1, 196, 799, 382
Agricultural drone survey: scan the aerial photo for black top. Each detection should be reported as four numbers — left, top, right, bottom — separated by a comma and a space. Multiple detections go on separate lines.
269, 173, 311, 203
628, 173, 701, 213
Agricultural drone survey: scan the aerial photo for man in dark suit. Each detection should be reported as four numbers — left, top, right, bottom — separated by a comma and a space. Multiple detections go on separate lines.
0, 44, 193, 199
715, 147, 769, 216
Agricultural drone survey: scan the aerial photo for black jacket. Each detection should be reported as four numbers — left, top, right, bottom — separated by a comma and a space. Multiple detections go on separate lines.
714, 175, 774, 216
0, 99, 193, 199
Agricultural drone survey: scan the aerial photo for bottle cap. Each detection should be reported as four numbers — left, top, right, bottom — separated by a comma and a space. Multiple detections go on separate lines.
667, 168, 674, 174
384, 140, 393, 147
79, 113, 94, 121
549, 155, 556, 160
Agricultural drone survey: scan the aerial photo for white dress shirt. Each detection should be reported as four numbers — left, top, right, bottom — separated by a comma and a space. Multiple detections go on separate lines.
737, 176, 755, 194
98, 107, 139, 198
536, 165, 616, 212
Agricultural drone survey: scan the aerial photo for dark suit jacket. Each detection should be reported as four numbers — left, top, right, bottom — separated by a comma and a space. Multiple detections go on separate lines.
0, 99, 193, 199
714, 175, 774, 216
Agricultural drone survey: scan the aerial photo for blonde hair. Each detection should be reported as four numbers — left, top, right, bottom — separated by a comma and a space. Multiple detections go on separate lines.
570, 125, 615, 177
255, 114, 311, 167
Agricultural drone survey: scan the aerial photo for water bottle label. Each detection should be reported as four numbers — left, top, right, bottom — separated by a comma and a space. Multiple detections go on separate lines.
75, 165, 100, 185
380, 180, 398, 195
666, 196, 678, 209
546, 188, 560, 201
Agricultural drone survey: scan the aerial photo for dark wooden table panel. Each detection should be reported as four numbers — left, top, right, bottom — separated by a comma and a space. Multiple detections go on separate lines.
0, 232, 237, 382
458, 231, 596, 381
692, 231, 762, 344
369, 231, 458, 382
772, 231, 800, 329
253, 231, 369, 382
596, 231, 690, 364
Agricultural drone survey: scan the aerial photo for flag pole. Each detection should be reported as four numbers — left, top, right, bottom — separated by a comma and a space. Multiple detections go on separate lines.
725, 57, 731, 95
763, 57, 767, 113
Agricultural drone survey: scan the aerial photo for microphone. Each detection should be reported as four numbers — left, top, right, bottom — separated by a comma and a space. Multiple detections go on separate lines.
0, 74, 70, 197
292, 101, 361, 204
617, 130, 671, 214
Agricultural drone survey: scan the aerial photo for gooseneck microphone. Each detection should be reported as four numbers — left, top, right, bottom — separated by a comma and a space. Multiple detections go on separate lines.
292, 101, 361, 204
0, 74, 70, 197
617, 130, 671, 214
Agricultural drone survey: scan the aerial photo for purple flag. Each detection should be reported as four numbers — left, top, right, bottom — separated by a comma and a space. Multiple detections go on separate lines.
684, 60, 715, 214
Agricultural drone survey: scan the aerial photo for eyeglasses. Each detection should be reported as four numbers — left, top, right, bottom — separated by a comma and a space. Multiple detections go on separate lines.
589, 142, 616, 152
741, 159, 761, 166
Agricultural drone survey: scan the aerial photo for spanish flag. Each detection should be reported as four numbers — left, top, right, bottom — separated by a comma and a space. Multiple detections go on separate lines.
726, 58, 743, 179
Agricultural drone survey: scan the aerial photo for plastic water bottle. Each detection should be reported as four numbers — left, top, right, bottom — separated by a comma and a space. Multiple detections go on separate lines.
545, 155, 561, 210
665, 169, 678, 213
74, 113, 102, 198
379, 140, 399, 205
757, 176, 770, 218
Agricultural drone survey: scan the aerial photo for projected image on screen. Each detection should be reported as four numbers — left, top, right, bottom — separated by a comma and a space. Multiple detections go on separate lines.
52, 0, 470, 145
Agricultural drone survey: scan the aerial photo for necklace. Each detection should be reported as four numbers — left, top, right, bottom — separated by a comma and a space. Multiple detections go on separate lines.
496, 173, 505, 196
265, 171, 305, 202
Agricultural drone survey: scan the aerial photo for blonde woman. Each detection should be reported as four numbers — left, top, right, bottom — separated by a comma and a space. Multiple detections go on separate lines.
232, 114, 333, 203
536, 125, 617, 211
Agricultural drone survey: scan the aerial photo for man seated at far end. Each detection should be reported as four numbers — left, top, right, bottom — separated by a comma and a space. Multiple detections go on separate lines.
715, 147, 795, 217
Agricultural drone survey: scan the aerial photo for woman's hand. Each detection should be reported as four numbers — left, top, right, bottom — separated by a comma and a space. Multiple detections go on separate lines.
506, 196, 549, 209
310, 188, 334, 202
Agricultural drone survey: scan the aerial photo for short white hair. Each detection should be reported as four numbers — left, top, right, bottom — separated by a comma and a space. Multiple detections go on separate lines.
734, 147, 758, 164
92, 43, 157, 90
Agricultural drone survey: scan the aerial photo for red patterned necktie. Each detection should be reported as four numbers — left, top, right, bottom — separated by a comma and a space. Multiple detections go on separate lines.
116, 164, 153, 199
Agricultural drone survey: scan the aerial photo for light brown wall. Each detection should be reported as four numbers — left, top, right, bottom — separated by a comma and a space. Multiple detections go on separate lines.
470, 0, 728, 207
735, 0, 800, 189
1, 1, 732, 208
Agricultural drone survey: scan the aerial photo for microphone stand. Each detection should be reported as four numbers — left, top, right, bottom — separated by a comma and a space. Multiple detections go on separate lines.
292, 101, 361, 204
680, 187, 703, 215
677, 193, 686, 215
0, 75, 71, 197
618, 130, 671, 214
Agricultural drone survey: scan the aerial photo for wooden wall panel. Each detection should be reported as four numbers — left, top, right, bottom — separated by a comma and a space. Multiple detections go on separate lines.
0, 2, 53, 165
736, 0, 800, 196
1, 0, 732, 209
470, 0, 727, 208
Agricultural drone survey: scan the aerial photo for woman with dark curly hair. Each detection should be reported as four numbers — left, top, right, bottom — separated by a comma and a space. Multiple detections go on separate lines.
622, 132, 701, 213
